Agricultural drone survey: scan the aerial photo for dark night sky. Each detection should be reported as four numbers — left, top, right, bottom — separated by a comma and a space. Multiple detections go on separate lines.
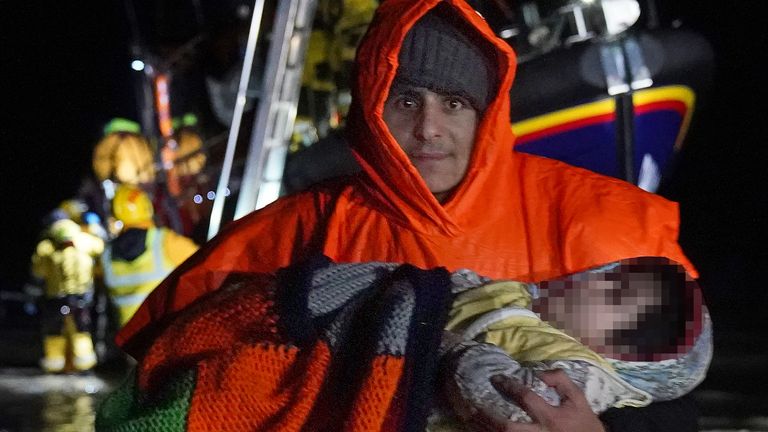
2, 2, 136, 288
1, 1, 766, 333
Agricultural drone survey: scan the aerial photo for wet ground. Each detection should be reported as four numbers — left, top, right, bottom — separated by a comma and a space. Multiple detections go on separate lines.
0, 360, 131, 432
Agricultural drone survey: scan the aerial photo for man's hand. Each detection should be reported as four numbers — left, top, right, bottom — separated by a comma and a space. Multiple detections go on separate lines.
480, 369, 606, 432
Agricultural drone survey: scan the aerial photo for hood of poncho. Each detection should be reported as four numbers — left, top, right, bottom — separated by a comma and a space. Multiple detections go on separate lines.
346, 0, 518, 236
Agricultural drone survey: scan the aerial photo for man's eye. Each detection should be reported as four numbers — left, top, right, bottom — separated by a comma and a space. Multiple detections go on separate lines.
397, 97, 418, 109
445, 97, 467, 110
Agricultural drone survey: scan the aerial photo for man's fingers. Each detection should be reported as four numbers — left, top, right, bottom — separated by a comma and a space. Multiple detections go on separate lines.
491, 375, 553, 422
535, 369, 587, 407
487, 371, 604, 432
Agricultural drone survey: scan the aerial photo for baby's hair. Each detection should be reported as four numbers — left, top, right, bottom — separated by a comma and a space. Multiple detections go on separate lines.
607, 258, 695, 360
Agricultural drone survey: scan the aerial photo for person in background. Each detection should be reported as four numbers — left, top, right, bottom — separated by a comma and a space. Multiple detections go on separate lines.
91, 118, 156, 186
59, 198, 110, 241
171, 113, 207, 178
101, 184, 198, 327
31, 218, 104, 373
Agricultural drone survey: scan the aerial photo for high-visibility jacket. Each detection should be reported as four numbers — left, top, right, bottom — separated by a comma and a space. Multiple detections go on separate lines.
118, 0, 697, 359
32, 234, 103, 298
102, 226, 197, 325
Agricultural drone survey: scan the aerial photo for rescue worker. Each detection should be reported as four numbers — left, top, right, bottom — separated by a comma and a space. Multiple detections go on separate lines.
31, 218, 104, 373
101, 184, 198, 327
92, 118, 155, 185
59, 198, 109, 241
111, 1, 704, 430
171, 113, 207, 178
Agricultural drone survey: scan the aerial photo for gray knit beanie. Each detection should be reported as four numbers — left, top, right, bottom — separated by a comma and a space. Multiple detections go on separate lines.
394, 4, 498, 112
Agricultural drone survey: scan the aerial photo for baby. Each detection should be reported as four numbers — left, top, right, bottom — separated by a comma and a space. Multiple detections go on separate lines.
535, 257, 697, 361
430, 257, 710, 429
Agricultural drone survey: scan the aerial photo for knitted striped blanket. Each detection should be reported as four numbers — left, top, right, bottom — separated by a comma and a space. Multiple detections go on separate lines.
96, 256, 455, 431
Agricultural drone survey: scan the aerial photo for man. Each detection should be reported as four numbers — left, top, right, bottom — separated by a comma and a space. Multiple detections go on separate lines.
32, 218, 104, 372
114, 1, 702, 430
101, 184, 199, 327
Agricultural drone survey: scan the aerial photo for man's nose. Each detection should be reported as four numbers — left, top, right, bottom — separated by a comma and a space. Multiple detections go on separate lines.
414, 103, 443, 142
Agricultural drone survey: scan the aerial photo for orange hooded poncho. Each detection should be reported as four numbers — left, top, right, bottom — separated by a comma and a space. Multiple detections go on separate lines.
117, 0, 695, 358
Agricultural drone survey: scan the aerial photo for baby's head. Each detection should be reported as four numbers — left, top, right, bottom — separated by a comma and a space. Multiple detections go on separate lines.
534, 257, 696, 361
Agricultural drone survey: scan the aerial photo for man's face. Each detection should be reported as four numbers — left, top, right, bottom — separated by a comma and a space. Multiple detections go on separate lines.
383, 85, 478, 202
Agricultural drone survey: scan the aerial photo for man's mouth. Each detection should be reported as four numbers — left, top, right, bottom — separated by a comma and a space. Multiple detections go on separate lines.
410, 151, 449, 160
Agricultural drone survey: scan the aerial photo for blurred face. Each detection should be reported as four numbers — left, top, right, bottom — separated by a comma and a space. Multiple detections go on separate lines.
535, 274, 663, 357
383, 85, 479, 202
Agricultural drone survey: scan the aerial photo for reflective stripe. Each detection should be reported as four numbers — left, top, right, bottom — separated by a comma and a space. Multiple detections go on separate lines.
73, 353, 97, 370
102, 228, 171, 288
111, 293, 151, 307
40, 357, 65, 372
